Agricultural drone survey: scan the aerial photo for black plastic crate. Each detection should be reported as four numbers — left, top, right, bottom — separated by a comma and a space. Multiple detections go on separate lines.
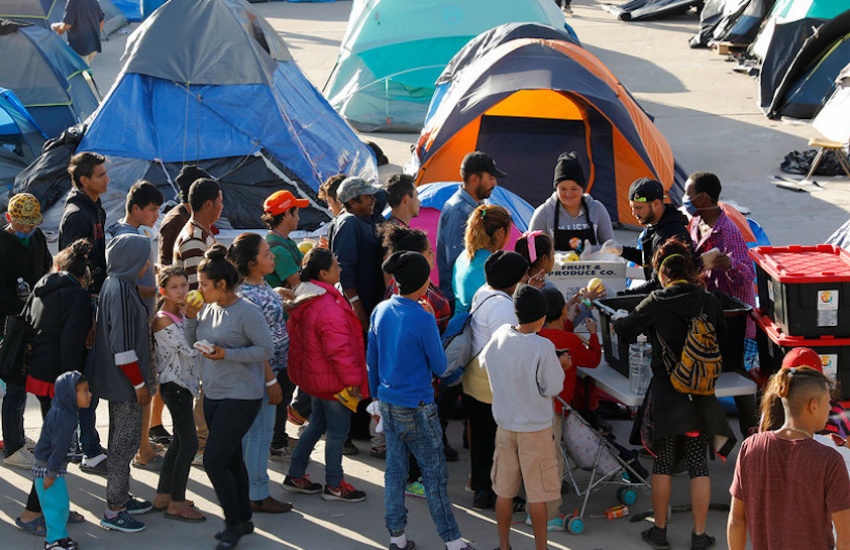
595, 292, 752, 377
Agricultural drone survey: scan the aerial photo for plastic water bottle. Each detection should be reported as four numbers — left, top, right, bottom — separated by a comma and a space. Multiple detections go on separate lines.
16, 277, 30, 301
628, 334, 652, 396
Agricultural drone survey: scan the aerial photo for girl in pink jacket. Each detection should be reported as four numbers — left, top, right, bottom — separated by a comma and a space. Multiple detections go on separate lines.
282, 247, 368, 502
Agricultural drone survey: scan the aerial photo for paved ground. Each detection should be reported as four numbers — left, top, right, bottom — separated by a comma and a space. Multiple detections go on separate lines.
3, 0, 846, 548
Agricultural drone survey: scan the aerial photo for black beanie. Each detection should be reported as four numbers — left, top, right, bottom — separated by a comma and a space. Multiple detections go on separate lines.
541, 286, 566, 323
382, 251, 430, 294
553, 151, 586, 189
175, 165, 212, 203
484, 250, 528, 290
513, 284, 548, 325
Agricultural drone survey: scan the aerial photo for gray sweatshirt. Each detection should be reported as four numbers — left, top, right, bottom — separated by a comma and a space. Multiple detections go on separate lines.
481, 324, 565, 432
528, 192, 615, 246
185, 298, 273, 400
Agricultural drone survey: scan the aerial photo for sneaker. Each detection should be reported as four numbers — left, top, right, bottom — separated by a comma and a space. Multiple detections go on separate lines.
525, 513, 565, 531
343, 439, 359, 456
191, 451, 204, 467
405, 479, 425, 498
641, 526, 671, 550
322, 480, 366, 502
269, 445, 291, 463
472, 489, 496, 510
444, 441, 459, 462
445, 543, 474, 550
100, 510, 146, 533
44, 538, 78, 550
288, 406, 306, 426
370, 445, 386, 459
148, 425, 172, 446
691, 532, 716, 550
25, 436, 37, 451
124, 496, 153, 515
282, 474, 322, 494
390, 540, 415, 550
3, 447, 34, 470
80, 453, 108, 476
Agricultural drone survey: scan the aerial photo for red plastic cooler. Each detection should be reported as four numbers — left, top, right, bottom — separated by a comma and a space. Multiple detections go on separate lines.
753, 309, 850, 399
748, 244, 850, 338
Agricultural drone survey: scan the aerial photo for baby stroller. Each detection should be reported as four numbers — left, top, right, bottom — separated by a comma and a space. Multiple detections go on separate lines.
556, 397, 650, 534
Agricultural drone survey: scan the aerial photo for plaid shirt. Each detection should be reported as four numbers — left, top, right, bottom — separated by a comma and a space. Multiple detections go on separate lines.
689, 211, 756, 337
384, 280, 451, 335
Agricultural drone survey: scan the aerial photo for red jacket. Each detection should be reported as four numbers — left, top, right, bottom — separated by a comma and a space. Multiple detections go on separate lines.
538, 327, 601, 412
287, 280, 368, 401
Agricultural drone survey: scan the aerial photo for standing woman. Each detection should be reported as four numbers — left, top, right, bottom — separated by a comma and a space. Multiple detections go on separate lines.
227, 233, 290, 514
184, 245, 274, 550
528, 151, 614, 253
613, 238, 733, 550
452, 204, 512, 314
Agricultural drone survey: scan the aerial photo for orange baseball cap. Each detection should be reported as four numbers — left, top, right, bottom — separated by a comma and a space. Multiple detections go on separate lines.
781, 347, 823, 373
263, 190, 309, 215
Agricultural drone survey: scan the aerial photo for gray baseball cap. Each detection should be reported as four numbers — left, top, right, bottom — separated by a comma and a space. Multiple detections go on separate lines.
337, 177, 381, 204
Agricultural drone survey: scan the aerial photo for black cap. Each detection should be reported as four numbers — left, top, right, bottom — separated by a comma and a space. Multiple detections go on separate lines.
541, 286, 566, 323
484, 250, 528, 290
460, 151, 507, 179
553, 151, 586, 188
513, 284, 548, 325
382, 251, 431, 295
175, 165, 212, 203
628, 177, 664, 202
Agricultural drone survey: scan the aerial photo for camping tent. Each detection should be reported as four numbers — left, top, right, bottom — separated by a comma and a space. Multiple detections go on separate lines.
410, 38, 684, 227
323, 0, 571, 132
113, 0, 143, 22
0, 19, 100, 138
761, 8, 850, 119
603, 0, 701, 21
1, 0, 62, 27
0, 87, 46, 199
813, 62, 850, 144
690, 0, 776, 48
16, 0, 377, 232
404, 182, 533, 287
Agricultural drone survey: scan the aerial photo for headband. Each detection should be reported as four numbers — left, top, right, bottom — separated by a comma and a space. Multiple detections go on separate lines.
658, 253, 685, 272
522, 230, 544, 264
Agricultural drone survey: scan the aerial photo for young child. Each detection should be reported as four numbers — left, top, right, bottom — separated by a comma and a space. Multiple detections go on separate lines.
368, 251, 473, 550
480, 284, 565, 550
151, 266, 205, 522
89, 233, 154, 533
728, 365, 850, 550
32, 370, 91, 550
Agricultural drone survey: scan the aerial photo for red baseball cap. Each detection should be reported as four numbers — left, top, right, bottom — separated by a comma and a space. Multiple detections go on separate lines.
263, 190, 309, 215
781, 347, 824, 373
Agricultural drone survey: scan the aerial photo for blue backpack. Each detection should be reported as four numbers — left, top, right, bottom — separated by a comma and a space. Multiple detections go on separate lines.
440, 295, 496, 386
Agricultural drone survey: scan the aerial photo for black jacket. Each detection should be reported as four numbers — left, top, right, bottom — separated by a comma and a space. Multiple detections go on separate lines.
26, 272, 93, 386
0, 227, 52, 327
615, 284, 733, 447
59, 188, 106, 294
620, 204, 693, 295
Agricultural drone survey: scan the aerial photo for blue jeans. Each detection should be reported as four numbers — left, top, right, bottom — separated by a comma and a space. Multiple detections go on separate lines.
288, 396, 350, 488
1, 382, 26, 457
381, 401, 462, 542
242, 391, 275, 501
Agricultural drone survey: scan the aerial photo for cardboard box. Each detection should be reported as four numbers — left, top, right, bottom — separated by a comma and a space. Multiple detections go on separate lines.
547, 260, 628, 299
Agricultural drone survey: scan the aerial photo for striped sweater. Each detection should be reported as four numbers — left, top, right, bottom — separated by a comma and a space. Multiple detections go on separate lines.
173, 220, 215, 290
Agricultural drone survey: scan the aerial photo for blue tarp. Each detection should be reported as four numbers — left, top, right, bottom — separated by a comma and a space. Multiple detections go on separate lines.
416, 181, 534, 232
112, 0, 142, 21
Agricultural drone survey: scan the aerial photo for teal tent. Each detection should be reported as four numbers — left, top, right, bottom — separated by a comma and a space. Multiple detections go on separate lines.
323, 0, 571, 133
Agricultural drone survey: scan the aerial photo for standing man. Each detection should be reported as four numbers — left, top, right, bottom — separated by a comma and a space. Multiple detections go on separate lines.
173, 178, 222, 291
158, 165, 211, 268
684, 171, 758, 437
436, 151, 506, 306
0, 193, 52, 470
51, 0, 104, 64
385, 174, 420, 228
613, 178, 692, 295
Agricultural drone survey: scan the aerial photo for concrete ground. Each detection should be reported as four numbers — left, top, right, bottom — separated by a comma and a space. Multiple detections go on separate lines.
3, 0, 846, 548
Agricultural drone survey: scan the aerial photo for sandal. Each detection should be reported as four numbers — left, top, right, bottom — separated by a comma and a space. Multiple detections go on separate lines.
15, 515, 46, 536
131, 454, 164, 472
164, 507, 206, 523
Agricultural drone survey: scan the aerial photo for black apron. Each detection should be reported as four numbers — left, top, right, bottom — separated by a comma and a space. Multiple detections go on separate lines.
553, 196, 597, 252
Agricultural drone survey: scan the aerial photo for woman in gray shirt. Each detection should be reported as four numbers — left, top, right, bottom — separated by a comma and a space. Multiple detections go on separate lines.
185, 244, 274, 550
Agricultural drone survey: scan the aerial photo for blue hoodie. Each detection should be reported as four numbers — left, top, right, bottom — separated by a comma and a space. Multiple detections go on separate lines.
33, 371, 83, 479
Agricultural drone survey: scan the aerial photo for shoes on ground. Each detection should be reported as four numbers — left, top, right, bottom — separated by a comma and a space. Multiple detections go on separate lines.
472, 490, 496, 510
444, 442, 459, 462
250, 496, 293, 514
525, 514, 565, 531
80, 453, 108, 476
191, 451, 204, 467
282, 474, 323, 494
288, 406, 307, 426
125, 495, 153, 515
405, 479, 425, 498
390, 539, 415, 550
44, 538, 78, 550
148, 425, 172, 446
269, 445, 291, 463
215, 520, 254, 540
343, 439, 359, 456
370, 445, 386, 459
641, 526, 671, 550
25, 436, 37, 451
322, 480, 366, 502
100, 510, 145, 533
691, 532, 716, 550
4, 447, 35, 470
131, 454, 164, 472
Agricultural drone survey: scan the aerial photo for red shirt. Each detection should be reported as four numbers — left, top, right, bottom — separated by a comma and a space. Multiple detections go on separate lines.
731, 432, 850, 550
538, 327, 601, 412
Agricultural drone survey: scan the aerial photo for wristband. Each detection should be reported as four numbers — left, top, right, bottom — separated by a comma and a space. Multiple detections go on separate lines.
133, 382, 146, 390
349, 295, 361, 303
581, 298, 592, 308
265, 379, 278, 388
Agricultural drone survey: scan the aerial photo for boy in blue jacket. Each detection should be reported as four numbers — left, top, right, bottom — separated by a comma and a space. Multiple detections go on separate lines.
32, 370, 92, 550
368, 251, 473, 550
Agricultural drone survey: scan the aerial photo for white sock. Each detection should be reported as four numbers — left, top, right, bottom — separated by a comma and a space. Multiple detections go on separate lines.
446, 539, 467, 550
390, 534, 408, 548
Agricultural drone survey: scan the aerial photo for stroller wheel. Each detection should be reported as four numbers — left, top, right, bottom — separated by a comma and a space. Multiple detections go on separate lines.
617, 487, 637, 506
566, 516, 584, 534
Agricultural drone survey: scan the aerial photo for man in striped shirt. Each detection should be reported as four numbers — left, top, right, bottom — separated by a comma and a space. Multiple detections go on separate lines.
173, 178, 222, 290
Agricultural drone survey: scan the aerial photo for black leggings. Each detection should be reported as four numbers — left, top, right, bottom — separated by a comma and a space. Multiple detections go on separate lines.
157, 382, 197, 502
652, 434, 709, 478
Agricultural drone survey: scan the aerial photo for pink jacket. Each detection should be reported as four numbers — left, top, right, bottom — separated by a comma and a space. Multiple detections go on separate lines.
287, 280, 368, 401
